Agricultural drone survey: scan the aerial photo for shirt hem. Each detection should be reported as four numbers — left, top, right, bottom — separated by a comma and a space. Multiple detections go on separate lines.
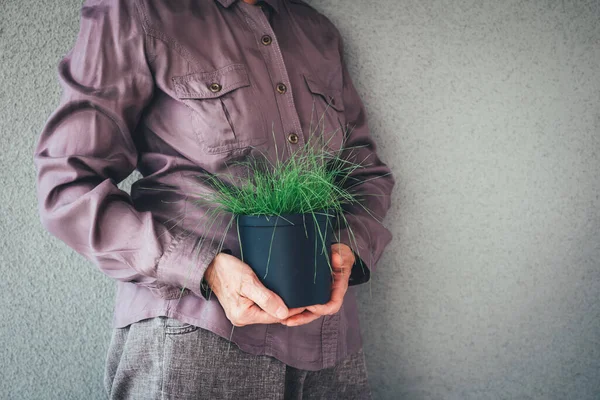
111, 307, 362, 371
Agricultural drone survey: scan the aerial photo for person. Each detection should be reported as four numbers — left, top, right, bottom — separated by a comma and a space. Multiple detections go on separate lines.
33, 0, 394, 398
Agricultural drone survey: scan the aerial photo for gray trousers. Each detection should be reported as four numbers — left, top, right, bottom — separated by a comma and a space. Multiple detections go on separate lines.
103, 316, 372, 399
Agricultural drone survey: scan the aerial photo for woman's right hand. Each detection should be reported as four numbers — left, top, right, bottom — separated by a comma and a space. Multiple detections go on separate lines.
204, 252, 304, 327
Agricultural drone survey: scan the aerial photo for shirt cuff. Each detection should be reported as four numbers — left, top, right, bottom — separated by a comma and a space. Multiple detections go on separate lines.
155, 231, 221, 299
200, 248, 232, 301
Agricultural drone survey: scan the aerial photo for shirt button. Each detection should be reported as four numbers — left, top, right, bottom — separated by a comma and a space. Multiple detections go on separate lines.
276, 83, 287, 94
287, 133, 299, 144
208, 83, 222, 93
261, 35, 272, 46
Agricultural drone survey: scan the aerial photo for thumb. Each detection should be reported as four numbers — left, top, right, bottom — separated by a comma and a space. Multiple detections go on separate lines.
239, 274, 289, 320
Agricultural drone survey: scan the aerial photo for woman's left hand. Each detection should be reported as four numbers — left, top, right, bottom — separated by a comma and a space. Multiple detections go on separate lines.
280, 243, 355, 327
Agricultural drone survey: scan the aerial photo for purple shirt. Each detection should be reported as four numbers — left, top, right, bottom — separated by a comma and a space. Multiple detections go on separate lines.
33, 0, 394, 371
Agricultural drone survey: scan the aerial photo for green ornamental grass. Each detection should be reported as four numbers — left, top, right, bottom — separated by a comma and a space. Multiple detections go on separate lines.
189, 108, 380, 283
142, 105, 388, 309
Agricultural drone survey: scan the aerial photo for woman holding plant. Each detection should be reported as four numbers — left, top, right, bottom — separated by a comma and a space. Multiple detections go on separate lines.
33, 0, 394, 398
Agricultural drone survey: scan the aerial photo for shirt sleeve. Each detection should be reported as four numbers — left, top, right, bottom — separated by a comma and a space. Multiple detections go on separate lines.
331, 27, 396, 286
32, 0, 219, 300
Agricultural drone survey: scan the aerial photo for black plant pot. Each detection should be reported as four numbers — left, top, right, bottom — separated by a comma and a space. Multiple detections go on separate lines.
237, 211, 334, 308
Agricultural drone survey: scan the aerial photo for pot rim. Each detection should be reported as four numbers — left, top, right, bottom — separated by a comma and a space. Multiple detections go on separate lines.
236, 209, 336, 227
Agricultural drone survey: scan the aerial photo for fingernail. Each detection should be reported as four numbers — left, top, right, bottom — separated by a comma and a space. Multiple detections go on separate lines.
276, 307, 287, 319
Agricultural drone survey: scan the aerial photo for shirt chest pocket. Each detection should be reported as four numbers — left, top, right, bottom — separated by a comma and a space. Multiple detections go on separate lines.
303, 74, 346, 154
172, 64, 268, 154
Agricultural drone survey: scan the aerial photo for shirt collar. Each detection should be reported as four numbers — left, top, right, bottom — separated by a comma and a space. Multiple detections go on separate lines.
216, 0, 281, 13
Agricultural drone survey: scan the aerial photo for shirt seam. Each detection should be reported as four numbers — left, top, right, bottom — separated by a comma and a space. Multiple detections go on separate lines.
135, 0, 203, 68
113, 308, 330, 369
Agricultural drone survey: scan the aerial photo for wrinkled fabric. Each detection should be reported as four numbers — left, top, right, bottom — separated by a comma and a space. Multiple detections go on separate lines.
104, 316, 372, 399
33, 0, 394, 370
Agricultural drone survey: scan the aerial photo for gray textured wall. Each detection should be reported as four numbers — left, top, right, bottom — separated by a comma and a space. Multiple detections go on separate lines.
1, 0, 599, 399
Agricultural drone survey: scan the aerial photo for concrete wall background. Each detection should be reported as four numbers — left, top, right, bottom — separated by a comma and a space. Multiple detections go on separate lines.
1, 0, 598, 399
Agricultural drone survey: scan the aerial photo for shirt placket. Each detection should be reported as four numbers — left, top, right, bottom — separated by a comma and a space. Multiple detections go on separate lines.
235, 2, 340, 368
236, 2, 306, 157
320, 313, 339, 368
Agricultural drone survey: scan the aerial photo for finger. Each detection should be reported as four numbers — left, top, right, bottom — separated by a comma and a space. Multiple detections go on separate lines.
327, 254, 350, 293
238, 274, 289, 319
306, 298, 342, 316
302, 263, 349, 316
331, 244, 355, 270
287, 307, 307, 317
331, 250, 344, 270
281, 310, 322, 327
228, 297, 284, 326
306, 284, 346, 315
243, 303, 286, 325
332, 270, 350, 288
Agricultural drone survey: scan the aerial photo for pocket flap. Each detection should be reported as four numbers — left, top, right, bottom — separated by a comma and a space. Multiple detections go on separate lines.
303, 74, 344, 112
172, 64, 251, 99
